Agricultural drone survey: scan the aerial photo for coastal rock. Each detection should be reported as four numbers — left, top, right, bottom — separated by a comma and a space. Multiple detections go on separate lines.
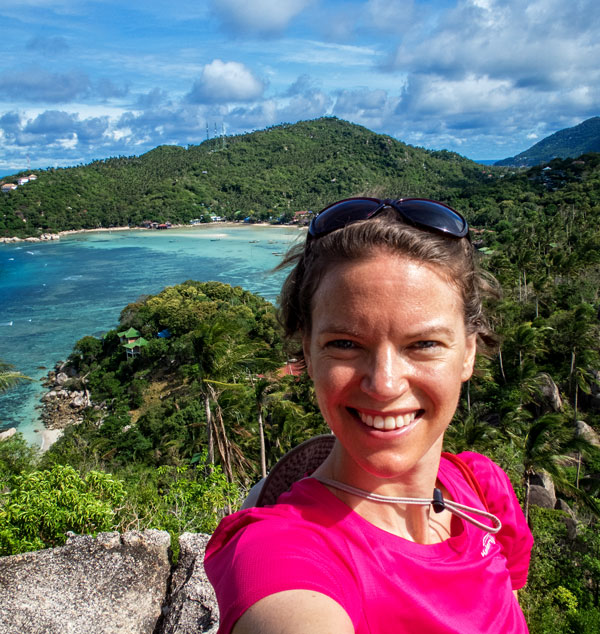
0, 530, 172, 634
158, 533, 219, 634
40, 365, 96, 431
56, 372, 69, 386
0, 427, 17, 441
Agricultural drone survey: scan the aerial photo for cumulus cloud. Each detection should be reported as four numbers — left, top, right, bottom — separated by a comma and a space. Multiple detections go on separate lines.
0, 67, 91, 103
384, 0, 600, 91
24, 110, 79, 136
186, 60, 266, 104
211, 0, 313, 35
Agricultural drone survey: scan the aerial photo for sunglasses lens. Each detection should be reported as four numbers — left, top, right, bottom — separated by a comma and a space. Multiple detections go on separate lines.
398, 199, 468, 237
309, 199, 382, 237
309, 197, 468, 239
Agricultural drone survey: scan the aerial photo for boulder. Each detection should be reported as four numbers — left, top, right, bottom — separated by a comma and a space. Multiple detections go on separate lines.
529, 484, 556, 509
0, 530, 171, 634
576, 420, 600, 447
0, 427, 16, 441
158, 533, 219, 634
55, 372, 69, 386
529, 471, 556, 500
537, 373, 563, 411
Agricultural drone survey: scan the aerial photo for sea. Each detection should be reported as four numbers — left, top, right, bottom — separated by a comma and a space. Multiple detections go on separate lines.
0, 225, 303, 446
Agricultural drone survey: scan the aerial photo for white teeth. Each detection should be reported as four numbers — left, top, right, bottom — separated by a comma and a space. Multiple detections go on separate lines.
384, 416, 396, 430
358, 411, 418, 430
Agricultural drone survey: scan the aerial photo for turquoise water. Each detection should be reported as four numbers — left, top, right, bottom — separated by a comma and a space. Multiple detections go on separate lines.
0, 225, 303, 445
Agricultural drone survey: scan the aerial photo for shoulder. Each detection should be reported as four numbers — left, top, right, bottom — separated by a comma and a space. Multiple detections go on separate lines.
205, 479, 361, 633
450, 451, 534, 589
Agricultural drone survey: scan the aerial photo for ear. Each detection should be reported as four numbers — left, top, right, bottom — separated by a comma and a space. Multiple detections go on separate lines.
461, 333, 477, 382
302, 334, 313, 378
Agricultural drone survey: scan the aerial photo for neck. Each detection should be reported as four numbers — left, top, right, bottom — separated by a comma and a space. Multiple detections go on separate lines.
312, 443, 452, 544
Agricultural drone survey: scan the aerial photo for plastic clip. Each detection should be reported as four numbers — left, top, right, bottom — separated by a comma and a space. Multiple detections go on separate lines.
432, 487, 445, 513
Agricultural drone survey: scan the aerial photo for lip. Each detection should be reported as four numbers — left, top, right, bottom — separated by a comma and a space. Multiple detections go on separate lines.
348, 407, 424, 434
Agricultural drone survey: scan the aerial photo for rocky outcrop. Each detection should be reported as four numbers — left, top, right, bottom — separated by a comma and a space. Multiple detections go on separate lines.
0, 234, 60, 243
157, 533, 219, 634
0, 530, 220, 634
0, 427, 16, 441
40, 362, 94, 430
537, 372, 563, 411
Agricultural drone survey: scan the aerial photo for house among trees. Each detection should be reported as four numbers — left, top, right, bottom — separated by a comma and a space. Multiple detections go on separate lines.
1, 183, 18, 193
117, 327, 149, 358
123, 337, 149, 359
118, 328, 141, 344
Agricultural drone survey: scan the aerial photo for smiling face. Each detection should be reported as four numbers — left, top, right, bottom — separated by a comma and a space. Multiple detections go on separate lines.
303, 249, 477, 488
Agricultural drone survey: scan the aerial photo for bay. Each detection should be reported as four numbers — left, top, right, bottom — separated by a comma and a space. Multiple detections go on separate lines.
0, 225, 303, 445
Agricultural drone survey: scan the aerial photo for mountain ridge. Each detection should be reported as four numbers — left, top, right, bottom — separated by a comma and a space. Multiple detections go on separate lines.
495, 116, 600, 167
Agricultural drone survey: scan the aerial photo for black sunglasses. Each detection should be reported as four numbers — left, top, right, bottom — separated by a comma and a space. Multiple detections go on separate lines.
307, 197, 469, 240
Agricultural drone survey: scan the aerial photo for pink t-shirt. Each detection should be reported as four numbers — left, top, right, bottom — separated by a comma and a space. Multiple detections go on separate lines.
205, 452, 533, 634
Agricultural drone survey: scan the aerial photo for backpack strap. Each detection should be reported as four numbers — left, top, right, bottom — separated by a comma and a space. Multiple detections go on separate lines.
441, 452, 490, 512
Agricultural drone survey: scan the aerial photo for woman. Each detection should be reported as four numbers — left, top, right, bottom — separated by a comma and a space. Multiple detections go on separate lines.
205, 197, 533, 634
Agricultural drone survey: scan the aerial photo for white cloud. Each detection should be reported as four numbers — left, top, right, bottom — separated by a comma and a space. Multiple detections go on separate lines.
211, 0, 313, 35
186, 60, 266, 104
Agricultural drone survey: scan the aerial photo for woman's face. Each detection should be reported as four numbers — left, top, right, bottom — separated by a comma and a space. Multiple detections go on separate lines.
303, 249, 477, 484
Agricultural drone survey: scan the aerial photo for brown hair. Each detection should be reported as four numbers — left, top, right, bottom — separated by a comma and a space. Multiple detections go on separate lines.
278, 209, 498, 359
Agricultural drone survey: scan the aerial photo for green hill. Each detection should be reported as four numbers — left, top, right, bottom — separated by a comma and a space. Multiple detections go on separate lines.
495, 116, 600, 167
0, 117, 492, 238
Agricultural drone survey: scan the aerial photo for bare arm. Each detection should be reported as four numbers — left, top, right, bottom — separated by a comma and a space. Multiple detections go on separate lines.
232, 590, 355, 634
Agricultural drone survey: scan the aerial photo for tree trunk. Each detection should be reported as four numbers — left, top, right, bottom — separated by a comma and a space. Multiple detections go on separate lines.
258, 405, 267, 479
204, 392, 214, 465
498, 348, 506, 383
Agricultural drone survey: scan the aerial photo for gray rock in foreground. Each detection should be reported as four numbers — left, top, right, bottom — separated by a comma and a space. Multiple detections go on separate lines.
0, 530, 172, 634
157, 533, 220, 634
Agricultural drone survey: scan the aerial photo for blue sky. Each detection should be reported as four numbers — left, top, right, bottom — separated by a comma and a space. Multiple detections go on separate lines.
1, 0, 599, 174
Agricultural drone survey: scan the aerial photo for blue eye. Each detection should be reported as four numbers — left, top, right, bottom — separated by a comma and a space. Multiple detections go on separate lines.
327, 339, 356, 349
414, 340, 438, 349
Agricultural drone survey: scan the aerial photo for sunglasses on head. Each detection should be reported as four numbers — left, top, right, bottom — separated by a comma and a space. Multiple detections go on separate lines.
307, 197, 469, 240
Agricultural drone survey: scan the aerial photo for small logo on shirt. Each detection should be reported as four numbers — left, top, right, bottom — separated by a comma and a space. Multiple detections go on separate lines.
481, 533, 496, 557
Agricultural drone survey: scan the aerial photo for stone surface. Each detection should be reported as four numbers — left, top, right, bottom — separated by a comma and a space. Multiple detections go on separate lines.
576, 420, 600, 447
158, 533, 219, 634
0, 427, 16, 441
529, 471, 556, 500
537, 372, 563, 411
0, 530, 171, 634
529, 483, 556, 509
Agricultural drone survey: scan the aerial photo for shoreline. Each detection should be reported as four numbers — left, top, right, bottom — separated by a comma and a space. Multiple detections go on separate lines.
0, 221, 301, 244
40, 428, 63, 452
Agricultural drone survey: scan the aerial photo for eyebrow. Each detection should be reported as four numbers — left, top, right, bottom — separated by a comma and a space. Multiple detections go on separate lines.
317, 324, 458, 339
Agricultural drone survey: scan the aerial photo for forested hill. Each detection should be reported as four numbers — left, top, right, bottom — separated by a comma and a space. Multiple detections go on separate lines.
0, 117, 490, 238
495, 116, 600, 167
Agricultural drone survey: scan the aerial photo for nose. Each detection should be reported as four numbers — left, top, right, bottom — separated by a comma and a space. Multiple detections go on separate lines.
360, 344, 410, 401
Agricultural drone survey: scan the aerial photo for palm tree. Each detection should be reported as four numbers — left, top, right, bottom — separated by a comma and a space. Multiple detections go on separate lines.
510, 412, 599, 522
0, 361, 31, 394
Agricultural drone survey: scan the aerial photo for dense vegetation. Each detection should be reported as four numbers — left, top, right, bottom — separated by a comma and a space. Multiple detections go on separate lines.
0, 117, 491, 237
496, 116, 600, 167
2, 119, 600, 632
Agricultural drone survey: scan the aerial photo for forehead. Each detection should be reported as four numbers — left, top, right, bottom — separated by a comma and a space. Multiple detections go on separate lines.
310, 252, 465, 332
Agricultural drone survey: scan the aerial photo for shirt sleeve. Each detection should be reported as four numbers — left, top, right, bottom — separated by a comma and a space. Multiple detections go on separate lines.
204, 508, 360, 634
457, 452, 534, 589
